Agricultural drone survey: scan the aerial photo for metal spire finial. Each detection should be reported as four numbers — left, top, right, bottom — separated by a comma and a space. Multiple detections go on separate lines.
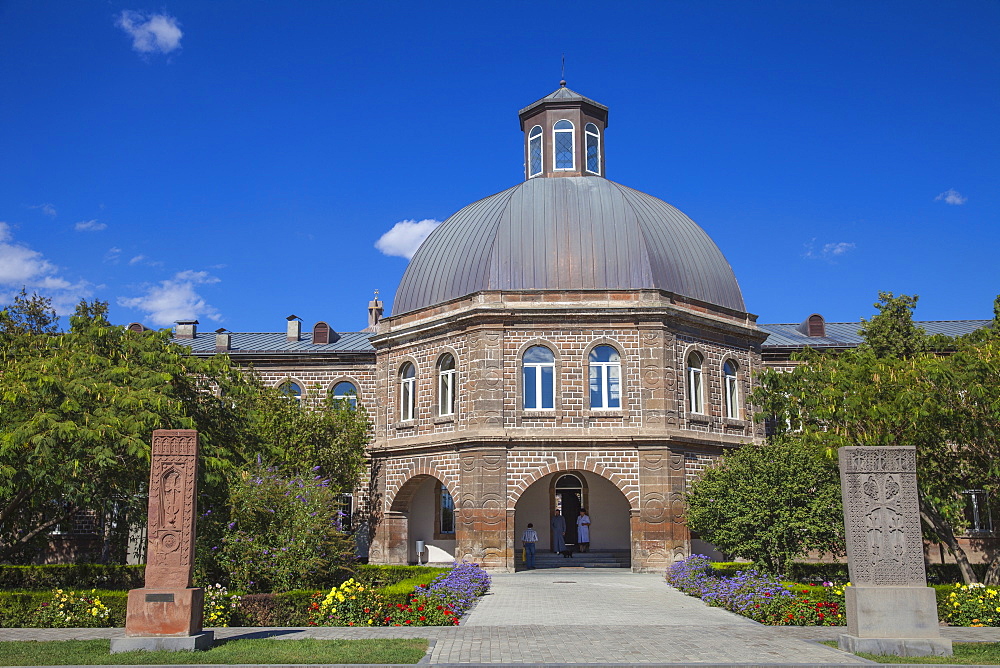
560, 55, 566, 87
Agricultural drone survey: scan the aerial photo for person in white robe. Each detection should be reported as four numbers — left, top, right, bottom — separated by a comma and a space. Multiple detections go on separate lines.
577, 508, 591, 552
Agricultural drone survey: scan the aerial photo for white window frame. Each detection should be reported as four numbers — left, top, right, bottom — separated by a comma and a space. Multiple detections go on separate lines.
585, 123, 601, 175
687, 353, 704, 414
723, 361, 739, 419
438, 354, 456, 416
553, 119, 575, 171
331, 381, 358, 409
522, 346, 555, 410
399, 363, 416, 422
527, 125, 543, 178
589, 346, 621, 410
279, 380, 302, 403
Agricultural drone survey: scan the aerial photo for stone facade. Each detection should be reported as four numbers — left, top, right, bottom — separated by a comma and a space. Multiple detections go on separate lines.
367, 289, 766, 571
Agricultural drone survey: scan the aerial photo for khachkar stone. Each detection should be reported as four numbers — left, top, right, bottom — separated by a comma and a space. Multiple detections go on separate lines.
837, 446, 951, 657
111, 430, 213, 653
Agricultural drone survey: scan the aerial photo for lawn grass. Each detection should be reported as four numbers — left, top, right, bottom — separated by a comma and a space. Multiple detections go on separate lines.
0, 638, 429, 665
824, 640, 1000, 664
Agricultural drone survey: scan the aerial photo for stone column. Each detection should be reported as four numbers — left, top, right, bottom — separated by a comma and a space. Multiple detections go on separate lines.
456, 448, 509, 570
837, 446, 952, 657
375, 511, 410, 565
112, 430, 212, 653
632, 447, 687, 572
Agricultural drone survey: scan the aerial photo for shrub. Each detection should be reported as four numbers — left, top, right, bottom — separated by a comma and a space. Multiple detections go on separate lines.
0, 565, 144, 591
941, 583, 1000, 627
0, 590, 127, 627
203, 583, 241, 627
230, 591, 315, 627
31, 589, 110, 628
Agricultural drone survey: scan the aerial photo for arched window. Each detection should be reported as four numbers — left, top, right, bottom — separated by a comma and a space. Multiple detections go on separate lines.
438, 354, 456, 416
687, 352, 704, 414
399, 363, 416, 421
723, 360, 739, 419
278, 381, 302, 402
331, 381, 358, 409
528, 125, 543, 178
522, 345, 555, 410
585, 123, 600, 174
553, 120, 575, 170
588, 345, 621, 409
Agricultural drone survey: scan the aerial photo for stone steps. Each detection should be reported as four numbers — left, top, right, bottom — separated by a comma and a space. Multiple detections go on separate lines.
519, 550, 630, 570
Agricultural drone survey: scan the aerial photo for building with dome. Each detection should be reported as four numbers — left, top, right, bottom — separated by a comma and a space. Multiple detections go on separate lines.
169, 84, 991, 572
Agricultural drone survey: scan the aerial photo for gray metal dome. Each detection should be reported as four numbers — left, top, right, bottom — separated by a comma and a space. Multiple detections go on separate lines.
392, 176, 745, 315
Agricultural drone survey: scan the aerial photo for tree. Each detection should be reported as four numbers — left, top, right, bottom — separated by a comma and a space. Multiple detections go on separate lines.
0, 297, 244, 562
752, 293, 1000, 584
685, 440, 844, 576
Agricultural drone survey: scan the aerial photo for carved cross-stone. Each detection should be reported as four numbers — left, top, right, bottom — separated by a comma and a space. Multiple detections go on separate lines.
837, 446, 951, 658
112, 430, 212, 653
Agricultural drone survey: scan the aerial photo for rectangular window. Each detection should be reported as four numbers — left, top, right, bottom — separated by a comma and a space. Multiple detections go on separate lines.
438, 484, 455, 535
523, 366, 538, 409
607, 364, 621, 408
964, 489, 993, 534
540, 365, 554, 409
688, 367, 703, 414
589, 365, 603, 408
555, 133, 574, 169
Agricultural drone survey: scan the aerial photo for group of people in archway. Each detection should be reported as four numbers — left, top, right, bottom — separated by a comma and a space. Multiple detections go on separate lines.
521, 508, 591, 570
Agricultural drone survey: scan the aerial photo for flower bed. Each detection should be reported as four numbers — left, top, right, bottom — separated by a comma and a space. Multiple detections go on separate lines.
942, 583, 1000, 627
309, 562, 490, 627
666, 555, 844, 626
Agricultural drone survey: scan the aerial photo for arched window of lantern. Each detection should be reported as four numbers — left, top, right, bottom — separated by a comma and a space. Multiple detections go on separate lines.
553, 120, 575, 171
686, 352, 704, 414
585, 123, 601, 175
723, 360, 740, 419
313, 321, 331, 344
437, 353, 456, 417
527, 125, 543, 178
399, 363, 416, 422
522, 345, 555, 410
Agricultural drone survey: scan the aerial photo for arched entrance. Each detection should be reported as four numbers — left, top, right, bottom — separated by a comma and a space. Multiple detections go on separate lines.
386, 474, 457, 564
513, 470, 631, 566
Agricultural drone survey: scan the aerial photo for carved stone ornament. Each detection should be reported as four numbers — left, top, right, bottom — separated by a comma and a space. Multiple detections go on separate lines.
839, 446, 925, 586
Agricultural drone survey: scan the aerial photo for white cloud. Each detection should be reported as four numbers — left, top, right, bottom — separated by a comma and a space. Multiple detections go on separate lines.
118, 270, 222, 326
116, 10, 183, 55
105, 247, 122, 262
374, 219, 441, 259
74, 219, 106, 232
935, 189, 967, 205
803, 239, 856, 262
0, 222, 91, 312
29, 203, 57, 217
129, 254, 146, 265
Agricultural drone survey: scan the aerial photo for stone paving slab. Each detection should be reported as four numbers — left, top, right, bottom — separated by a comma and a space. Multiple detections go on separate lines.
3, 570, 997, 665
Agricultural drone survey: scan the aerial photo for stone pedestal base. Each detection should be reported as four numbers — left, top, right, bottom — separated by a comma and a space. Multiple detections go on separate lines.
111, 631, 214, 654
125, 587, 205, 637
838, 634, 952, 657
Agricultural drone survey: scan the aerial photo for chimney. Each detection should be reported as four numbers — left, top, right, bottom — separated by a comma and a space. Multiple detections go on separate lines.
367, 294, 384, 331
286, 314, 302, 342
175, 319, 199, 339
215, 328, 231, 352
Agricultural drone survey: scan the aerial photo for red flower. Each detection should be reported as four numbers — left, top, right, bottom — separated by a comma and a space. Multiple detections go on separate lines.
420, 616, 426, 621
364, 608, 370, 613
348, 622, 354, 626
418, 606, 424, 611
404, 620, 411, 624
436, 605, 443, 610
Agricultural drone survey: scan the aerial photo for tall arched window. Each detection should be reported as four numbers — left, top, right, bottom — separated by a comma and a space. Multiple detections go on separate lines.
687, 352, 704, 414
331, 381, 358, 409
589, 345, 621, 409
522, 345, 555, 410
278, 381, 302, 402
527, 125, 543, 178
585, 123, 600, 174
438, 354, 456, 416
553, 120, 575, 170
399, 363, 416, 421
723, 361, 739, 419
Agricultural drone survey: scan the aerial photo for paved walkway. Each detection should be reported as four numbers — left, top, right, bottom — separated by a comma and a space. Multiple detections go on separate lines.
3, 569, 999, 665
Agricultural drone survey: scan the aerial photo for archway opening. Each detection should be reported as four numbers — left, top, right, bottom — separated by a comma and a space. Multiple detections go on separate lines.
513, 470, 631, 566
389, 474, 456, 565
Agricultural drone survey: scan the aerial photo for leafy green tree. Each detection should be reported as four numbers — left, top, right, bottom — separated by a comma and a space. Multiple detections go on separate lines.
685, 440, 844, 576
752, 293, 1000, 584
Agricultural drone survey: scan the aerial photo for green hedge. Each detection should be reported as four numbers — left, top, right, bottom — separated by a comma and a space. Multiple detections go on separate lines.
231, 591, 315, 627
353, 565, 447, 587
0, 565, 144, 591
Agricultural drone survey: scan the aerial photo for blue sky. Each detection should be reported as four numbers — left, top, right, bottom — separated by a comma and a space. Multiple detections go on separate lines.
1, 1, 997, 332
